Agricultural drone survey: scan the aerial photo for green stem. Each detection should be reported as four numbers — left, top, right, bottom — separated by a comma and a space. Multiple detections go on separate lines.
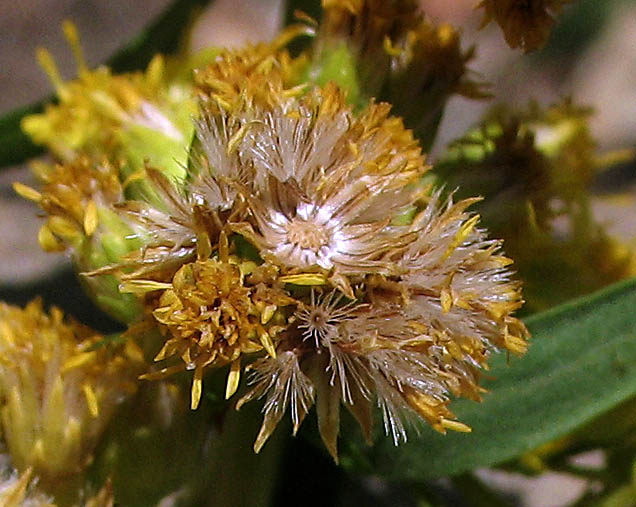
89, 380, 286, 507
200, 403, 286, 507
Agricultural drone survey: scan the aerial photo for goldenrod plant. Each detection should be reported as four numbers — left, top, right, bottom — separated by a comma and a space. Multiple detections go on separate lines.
1, 0, 635, 505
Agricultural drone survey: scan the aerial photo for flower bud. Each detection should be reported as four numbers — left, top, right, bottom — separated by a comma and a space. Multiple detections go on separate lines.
14, 157, 144, 323
477, 0, 574, 52
312, 2, 488, 147
21, 23, 202, 201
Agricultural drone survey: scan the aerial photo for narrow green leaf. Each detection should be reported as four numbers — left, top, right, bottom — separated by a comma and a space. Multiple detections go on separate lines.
106, 0, 212, 73
342, 276, 636, 479
0, 0, 213, 169
0, 103, 45, 167
284, 0, 321, 56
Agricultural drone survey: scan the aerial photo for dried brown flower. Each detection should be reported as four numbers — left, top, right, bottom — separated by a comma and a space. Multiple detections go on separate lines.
477, 0, 574, 52
233, 85, 426, 292
237, 193, 526, 458
105, 75, 527, 459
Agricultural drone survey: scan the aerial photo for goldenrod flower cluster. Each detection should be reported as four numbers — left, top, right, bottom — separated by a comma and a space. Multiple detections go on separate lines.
0, 300, 143, 484
12, 0, 602, 497
78, 46, 527, 459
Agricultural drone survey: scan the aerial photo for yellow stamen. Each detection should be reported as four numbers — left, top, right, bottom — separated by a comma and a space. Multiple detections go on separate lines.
119, 280, 172, 294
227, 123, 251, 155
441, 214, 480, 261
36, 47, 66, 97
139, 364, 185, 381
382, 36, 403, 57
197, 232, 212, 261
62, 20, 87, 74
62, 351, 96, 372
219, 230, 229, 262
48, 216, 81, 241
440, 288, 453, 313
122, 168, 148, 189
39, 223, 65, 252
257, 326, 277, 358
261, 304, 277, 324
146, 54, 165, 88
279, 273, 327, 285
505, 333, 528, 355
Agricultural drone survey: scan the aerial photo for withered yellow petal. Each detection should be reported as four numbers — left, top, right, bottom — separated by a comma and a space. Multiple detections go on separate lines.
82, 383, 99, 418
225, 359, 241, 399
279, 273, 327, 285
83, 200, 98, 236
12, 182, 42, 202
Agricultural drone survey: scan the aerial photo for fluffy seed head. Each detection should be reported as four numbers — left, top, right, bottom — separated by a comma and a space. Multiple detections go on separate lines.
92, 53, 529, 459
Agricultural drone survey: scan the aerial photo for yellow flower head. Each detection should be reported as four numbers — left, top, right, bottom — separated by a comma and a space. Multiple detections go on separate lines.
13, 157, 144, 323
21, 22, 197, 187
0, 300, 144, 482
14, 156, 123, 253
134, 234, 295, 409
194, 27, 310, 114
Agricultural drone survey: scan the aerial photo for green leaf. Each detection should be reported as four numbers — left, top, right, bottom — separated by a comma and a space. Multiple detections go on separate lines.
298, 43, 362, 108
106, 0, 212, 73
0, 0, 213, 169
284, 0, 321, 56
342, 276, 636, 479
0, 103, 45, 167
